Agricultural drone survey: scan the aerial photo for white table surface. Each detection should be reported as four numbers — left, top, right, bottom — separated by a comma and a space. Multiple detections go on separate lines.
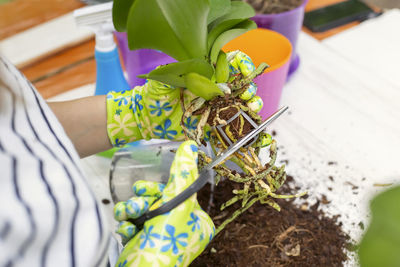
50, 11, 400, 265
262, 30, 400, 266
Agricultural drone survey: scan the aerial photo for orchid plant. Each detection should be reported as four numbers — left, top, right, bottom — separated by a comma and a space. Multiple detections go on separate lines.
112, 0, 304, 235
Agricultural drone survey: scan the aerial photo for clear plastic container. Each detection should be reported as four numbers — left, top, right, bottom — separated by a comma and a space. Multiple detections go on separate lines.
109, 140, 214, 203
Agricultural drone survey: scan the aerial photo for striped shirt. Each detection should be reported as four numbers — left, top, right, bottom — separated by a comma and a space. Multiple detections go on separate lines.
0, 56, 110, 267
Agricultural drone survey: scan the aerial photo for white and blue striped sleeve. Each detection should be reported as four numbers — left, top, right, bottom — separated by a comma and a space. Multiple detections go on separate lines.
0, 55, 110, 267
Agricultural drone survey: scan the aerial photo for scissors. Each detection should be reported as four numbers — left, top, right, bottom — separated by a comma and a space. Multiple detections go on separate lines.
129, 106, 288, 228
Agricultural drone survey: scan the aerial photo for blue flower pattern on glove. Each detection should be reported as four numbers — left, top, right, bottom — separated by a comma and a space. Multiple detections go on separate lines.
240, 58, 255, 73
136, 187, 146, 195
209, 226, 216, 243
154, 119, 177, 139
149, 100, 172, 117
133, 94, 144, 113
203, 130, 211, 142
158, 183, 166, 192
117, 221, 136, 242
115, 138, 127, 146
180, 170, 190, 179
190, 144, 198, 152
200, 233, 204, 241
184, 117, 198, 132
174, 254, 184, 267
229, 64, 240, 75
114, 96, 129, 106
127, 95, 134, 110
113, 90, 129, 106
161, 224, 188, 255
118, 260, 127, 267
187, 213, 200, 232
140, 225, 161, 249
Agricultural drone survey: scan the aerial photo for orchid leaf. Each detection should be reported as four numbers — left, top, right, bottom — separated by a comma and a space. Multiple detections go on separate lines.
209, 1, 255, 31
138, 59, 214, 88
126, 0, 209, 61
210, 19, 257, 64
358, 186, 400, 267
184, 72, 223, 100
207, 1, 255, 50
207, 0, 231, 24
112, 0, 135, 32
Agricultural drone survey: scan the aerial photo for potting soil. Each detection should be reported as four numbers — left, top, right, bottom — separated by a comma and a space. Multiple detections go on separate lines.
192, 176, 350, 266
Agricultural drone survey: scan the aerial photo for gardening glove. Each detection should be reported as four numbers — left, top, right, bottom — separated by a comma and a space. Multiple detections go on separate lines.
106, 51, 263, 147
228, 51, 263, 112
113, 141, 215, 267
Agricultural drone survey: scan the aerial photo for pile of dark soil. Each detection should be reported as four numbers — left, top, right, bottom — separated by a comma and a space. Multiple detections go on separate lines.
193, 176, 350, 266
244, 0, 304, 14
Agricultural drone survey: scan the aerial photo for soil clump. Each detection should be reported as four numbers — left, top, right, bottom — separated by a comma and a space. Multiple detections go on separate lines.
203, 96, 256, 142
193, 175, 350, 266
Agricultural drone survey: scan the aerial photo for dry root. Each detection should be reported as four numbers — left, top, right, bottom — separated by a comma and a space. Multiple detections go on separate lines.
181, 69, 305, 235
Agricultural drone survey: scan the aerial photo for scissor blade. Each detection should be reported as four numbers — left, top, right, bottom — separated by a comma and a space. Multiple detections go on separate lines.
208, 106, 288, 169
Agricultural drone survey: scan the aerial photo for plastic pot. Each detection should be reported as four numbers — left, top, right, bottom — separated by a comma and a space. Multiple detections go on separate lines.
223, 28, 292, 119
115, 32, 175, 88
251, 0, 308, 78
115, 28, 292, 119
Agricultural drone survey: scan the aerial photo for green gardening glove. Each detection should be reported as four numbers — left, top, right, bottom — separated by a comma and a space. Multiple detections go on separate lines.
106, 51, 264, 147
113, 141, 215, 267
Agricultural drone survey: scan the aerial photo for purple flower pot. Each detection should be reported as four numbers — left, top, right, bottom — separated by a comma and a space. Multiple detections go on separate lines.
115, 32, 176, 88
223, 29, 292, 119
251, 0, 308, 78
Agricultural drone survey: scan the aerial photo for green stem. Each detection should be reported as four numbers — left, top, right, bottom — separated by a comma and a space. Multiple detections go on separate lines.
231, 63, 269, 91
270, 191, 308, 199
229, 156, 250, 175
216, 196, 263, 235
268, 140, 278, 167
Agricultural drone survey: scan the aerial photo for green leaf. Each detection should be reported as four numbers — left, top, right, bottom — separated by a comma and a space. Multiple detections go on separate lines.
184, 72, 223, 100
138, 59, 214, 88
207, 1, 255, 51
209, 1, 255, 30
207, 0, 231, 24
358, 186, 400, 267
112, 0, 135, 32
126, 0, 209, 61
215, 51, 229, 83
209, 19, 257, 64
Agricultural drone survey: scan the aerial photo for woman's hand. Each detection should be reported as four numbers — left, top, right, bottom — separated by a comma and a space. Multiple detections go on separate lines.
106, 51, 264, 147
113, 141, 215, 267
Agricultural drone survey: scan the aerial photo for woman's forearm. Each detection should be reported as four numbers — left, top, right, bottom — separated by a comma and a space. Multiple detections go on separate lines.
48, 95, 112, 158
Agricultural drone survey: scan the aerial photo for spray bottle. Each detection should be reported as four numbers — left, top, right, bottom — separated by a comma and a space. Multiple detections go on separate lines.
74, 2, 130, 95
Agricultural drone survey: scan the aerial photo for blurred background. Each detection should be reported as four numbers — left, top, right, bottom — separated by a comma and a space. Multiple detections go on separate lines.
0, 0, 398, 99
